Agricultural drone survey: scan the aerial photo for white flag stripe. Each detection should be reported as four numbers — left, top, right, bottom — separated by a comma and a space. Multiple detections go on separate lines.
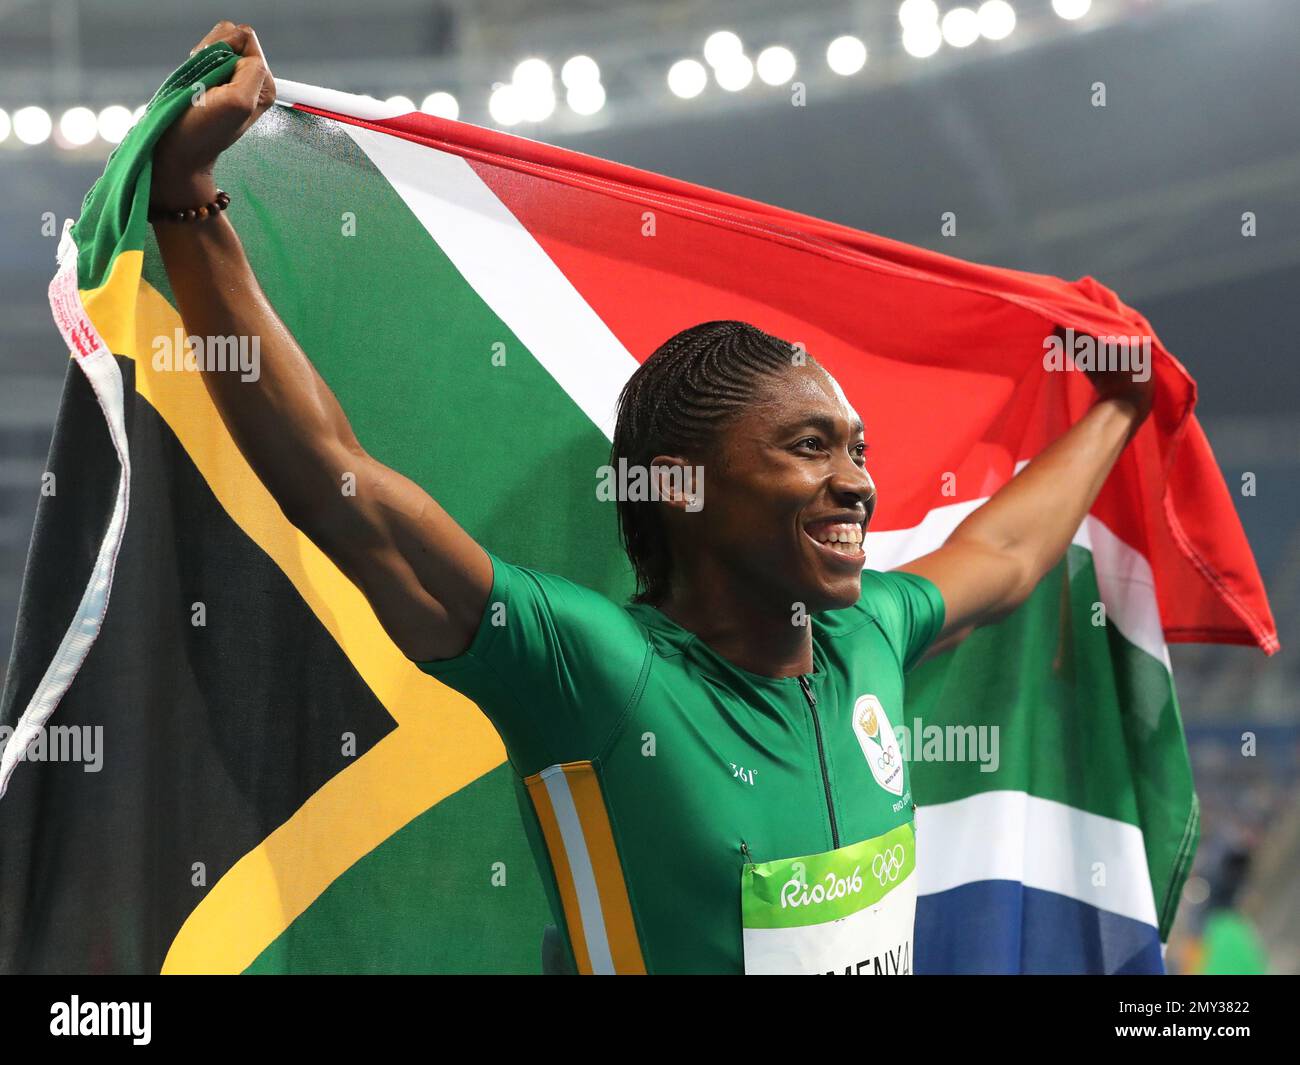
275, 80, 410, 121
342, 122, 638, 441
917, 790, 1159, 928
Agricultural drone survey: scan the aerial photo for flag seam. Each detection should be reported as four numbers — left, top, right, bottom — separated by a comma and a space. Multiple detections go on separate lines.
0, 227, 132, 797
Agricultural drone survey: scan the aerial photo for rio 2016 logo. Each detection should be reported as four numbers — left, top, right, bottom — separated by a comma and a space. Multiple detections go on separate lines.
779, 865, 864, 909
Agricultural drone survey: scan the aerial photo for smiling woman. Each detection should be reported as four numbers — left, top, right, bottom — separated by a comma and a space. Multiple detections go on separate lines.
612, 319, 877, 619
142, 20, 1157, 975
411, 318, 955, 972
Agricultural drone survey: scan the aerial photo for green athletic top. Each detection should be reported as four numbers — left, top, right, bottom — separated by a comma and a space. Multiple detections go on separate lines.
417, 552, 945, 975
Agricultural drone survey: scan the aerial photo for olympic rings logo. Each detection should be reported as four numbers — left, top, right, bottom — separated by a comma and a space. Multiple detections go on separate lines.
871, 844, 906, 885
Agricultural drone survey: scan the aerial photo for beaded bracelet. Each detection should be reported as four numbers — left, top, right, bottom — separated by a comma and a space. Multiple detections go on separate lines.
148, 189, 231, 224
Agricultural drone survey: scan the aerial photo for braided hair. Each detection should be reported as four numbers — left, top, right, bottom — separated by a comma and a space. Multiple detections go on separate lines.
612, 320, 804, 604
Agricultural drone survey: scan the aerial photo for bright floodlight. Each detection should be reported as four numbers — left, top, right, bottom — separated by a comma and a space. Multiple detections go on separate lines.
1052, 0, 1091, 19
420, 92, 459, 120
0, 109, 11, 143
519, 85, 556, 123
14, 106, 52, 145
898, 0, 940, 28
714, 53, 754, 91
756, 46, 796, 86
902, 22, 943, 58
978, 1, 1017, 40
488, 83, 524, 125
668, 58, 708, 98
942, 8, 981, 48
826, 35, 868, 76
59, 106, 98, 147
513, 57, 553, 91
384, 95, 415, 114
567, 81, 606, 116
131, 104, 146, 123
96, 104, 134, 144
703, 30, 744, 67
561, 55, 600, 88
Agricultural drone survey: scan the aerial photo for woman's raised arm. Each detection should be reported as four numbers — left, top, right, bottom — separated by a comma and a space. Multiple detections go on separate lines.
151, 21, 491, 662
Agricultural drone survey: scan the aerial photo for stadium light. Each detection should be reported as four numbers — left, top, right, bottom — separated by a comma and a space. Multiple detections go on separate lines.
420, 92, 459, 120
567, 81, 606, 116
384, 95, 415, 114
13, 106, 52, 145
488, 83, 524, 125
519, 86, 556, 122
703, 30, 744, 67
714, 53, 755, 91
96, 105, 134, 144
667, 58, 708, 99
0, 108, 10, 143
978, 1, 1017, 40
903, 22, 943, 58
942, 8, 981, 48
509, 58, 556, 122
826, 36, 867, 76
513, 58, 553, 91
1052, 0, 1092, 19
899, 0, 940, 28
58, 107, 98, 149
756, 46, 796, 86
561, 55, 601, 89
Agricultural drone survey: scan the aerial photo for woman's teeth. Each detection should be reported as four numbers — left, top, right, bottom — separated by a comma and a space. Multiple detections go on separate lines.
809, 522, 863, 554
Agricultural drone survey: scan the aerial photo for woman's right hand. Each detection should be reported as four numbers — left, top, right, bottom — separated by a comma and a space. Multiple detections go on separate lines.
150, 21, 276, 212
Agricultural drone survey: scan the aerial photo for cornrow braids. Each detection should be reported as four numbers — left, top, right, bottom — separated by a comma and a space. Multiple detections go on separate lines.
612, 320, 805, 604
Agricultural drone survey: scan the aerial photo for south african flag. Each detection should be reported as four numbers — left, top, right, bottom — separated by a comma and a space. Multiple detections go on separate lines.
0, 43, 1276, 974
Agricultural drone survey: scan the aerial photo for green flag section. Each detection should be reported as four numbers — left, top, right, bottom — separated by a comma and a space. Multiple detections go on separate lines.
0, 44, 1277, 973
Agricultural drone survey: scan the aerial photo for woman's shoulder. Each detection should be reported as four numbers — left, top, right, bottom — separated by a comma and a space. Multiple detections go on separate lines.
486, 551, 650, 645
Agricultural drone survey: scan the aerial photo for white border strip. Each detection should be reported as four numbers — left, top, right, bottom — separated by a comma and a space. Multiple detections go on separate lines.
540, 765, 616, 975
274, 79, 410, 121
0, 223, 132, 798
338, 122, 640, 441
917, 790, 1159, 928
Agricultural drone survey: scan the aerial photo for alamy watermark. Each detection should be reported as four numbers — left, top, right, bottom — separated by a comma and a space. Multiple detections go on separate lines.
896, 718, 999, 773
0, 724, 103, 772
596, 458, 704, 511
151, 327, 261, 382
50, 996, 150, 1045
1043, 327, 1151, 383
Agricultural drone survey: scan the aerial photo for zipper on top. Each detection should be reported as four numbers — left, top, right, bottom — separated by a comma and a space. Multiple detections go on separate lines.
798, 673, 840, 849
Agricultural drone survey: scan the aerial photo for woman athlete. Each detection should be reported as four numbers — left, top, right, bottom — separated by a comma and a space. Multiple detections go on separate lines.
150, 23, 1155, 974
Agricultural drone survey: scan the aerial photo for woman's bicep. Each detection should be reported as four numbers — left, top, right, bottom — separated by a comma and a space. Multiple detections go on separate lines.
308, 452, 494, 662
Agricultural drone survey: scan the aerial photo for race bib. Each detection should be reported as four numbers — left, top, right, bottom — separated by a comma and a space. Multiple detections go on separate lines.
741, 823, 916, 975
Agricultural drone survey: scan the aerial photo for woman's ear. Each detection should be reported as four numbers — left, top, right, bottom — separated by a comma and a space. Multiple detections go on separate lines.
650, 455, 705, 514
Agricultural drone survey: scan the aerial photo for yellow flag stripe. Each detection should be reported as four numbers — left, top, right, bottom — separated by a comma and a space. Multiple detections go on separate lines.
77, 250, 507, 974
